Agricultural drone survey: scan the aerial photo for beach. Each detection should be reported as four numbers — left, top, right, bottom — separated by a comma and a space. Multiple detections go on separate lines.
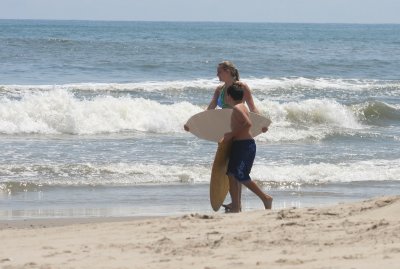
1, 196, 399, 269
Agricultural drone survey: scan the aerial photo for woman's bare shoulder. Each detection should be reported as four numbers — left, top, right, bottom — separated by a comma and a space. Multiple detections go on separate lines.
214, 84, 224, 94
236, 80, 249, 87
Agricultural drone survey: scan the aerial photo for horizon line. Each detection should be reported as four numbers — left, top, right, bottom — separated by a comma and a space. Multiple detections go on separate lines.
0, 18, 399, 26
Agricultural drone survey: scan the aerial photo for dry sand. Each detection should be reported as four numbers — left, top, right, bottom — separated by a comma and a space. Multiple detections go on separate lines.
0, 196, 399, 269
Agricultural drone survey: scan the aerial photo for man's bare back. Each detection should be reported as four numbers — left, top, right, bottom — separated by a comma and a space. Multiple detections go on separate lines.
229, 103, 253, 141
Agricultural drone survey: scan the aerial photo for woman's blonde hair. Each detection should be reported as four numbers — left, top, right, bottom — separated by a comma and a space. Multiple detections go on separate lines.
218, 61, 240, 81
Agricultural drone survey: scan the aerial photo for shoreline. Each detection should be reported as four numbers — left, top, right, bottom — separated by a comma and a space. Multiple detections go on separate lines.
0, 195, 399, 269
3, 180, 400, 221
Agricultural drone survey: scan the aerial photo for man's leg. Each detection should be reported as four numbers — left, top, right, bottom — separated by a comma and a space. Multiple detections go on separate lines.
227, 175, 241, 212
242, 181, 273, 209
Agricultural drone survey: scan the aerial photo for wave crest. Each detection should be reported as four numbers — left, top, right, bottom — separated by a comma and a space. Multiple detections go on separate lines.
1, 159, 399, 192
0, 87, 398, 141
0, 90, 201, 135
1, 77, 399, 95
352, 101, 400, 124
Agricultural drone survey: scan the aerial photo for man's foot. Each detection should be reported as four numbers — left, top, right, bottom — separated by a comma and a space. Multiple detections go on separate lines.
263, 196, 273, 210
222, 203, 241, 213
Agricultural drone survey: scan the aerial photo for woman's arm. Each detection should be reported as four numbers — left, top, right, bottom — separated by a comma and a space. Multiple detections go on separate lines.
207, 86, 221, 110
243, 83, 260, 114
186, 86, 221, 132
236, 81, 259, 114
236, 81, 268, 133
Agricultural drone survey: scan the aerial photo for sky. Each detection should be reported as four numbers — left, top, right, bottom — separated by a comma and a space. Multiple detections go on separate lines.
1, 0, 400, 24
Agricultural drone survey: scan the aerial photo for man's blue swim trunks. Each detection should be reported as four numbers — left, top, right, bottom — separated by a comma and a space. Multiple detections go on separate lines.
227, 139, 256, 182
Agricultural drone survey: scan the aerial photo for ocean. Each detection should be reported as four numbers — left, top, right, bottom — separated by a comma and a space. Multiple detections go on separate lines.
1, 20, 399, 219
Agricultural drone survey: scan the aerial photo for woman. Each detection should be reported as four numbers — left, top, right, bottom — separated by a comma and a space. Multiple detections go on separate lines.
207, 61, 261, 113
184, 61, 264, 130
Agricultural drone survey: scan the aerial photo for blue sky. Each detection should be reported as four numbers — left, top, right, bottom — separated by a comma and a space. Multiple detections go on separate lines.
1, 0, 400, 24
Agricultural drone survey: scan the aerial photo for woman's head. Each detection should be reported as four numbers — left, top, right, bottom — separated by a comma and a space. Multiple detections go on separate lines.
217, 61, 240, 82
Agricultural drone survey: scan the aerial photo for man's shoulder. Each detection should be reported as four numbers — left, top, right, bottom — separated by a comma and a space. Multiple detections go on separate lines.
233, 103, 248, 112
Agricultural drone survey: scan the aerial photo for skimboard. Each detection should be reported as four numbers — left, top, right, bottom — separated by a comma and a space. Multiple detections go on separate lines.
210, 140, 231, 211
185, 109, 271, 142
185, 109, 271, 211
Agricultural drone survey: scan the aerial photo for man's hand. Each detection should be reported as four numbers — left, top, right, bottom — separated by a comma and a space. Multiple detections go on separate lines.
222, 132, 233, 142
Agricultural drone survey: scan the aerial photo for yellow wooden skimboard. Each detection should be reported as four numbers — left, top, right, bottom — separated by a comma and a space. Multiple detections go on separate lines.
210, 140, 231, 211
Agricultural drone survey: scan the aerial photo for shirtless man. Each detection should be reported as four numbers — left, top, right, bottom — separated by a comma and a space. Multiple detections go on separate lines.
222, 83, 273, 213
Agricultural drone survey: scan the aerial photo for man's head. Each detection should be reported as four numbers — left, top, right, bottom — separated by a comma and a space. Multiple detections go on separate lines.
227, 83, 244, 103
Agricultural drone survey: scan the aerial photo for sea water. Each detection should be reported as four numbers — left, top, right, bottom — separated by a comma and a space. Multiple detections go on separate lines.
1, 20, 399, 219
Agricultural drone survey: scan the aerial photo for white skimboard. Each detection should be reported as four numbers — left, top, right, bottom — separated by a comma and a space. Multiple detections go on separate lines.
185, 109, 271, 142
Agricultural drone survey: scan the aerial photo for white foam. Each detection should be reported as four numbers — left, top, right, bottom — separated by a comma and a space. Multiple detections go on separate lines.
0, 89, 202, 134
246, 77, 400, 92
251, 159, 400, 184
1, 159, 399, 187
0, 86, 385, 140
0, 163, 211, 186
256, 99, 364, 142
1, 79, 219, 93
2, 77, 399, 94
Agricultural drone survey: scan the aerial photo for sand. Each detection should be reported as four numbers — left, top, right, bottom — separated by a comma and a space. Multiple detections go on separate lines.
0, 196, 399, 269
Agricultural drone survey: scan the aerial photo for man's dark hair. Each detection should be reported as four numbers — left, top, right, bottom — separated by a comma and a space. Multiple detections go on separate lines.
227, 83, 244, 101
